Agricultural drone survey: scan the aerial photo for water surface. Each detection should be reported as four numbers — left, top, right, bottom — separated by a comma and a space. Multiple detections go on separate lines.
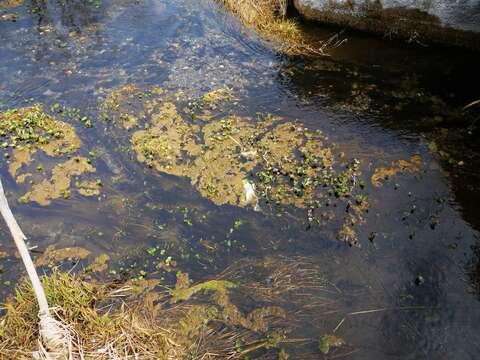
1, 0, 480, 358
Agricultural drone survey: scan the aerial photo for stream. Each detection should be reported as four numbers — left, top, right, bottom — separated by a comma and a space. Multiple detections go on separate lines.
1, 0, 480, 358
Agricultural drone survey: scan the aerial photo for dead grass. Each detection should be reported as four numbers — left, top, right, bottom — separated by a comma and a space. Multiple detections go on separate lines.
0, 269, 290, 359
0, 272, 175, 359
0, 255, 344, 359
218, 0, 333, 55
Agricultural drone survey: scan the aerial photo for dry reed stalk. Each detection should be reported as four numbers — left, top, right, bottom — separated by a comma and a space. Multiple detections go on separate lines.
0, 179, 71, 359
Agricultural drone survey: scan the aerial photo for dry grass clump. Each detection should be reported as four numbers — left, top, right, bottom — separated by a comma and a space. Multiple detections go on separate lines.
0, 272, 176, 359
0, 270, 293, 359
218, 0, 330, 55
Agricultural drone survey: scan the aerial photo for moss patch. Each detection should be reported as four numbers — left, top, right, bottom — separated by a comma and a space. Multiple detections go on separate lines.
170, 279, 238, 303
319, 334, 346, 354
76, 180, 102, 196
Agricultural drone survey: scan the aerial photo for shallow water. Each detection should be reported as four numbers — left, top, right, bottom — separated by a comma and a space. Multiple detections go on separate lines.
1, 0, 480, 358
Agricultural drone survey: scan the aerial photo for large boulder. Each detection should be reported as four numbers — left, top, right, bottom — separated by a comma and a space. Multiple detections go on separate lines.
293, 0, 480, 49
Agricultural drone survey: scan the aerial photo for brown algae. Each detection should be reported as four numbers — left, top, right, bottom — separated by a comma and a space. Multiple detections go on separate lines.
19, 157, 96, 205
371, 155, 422, 187
35, 245, 91, 267
102, 85, 370, 245
0, 105, 101, 205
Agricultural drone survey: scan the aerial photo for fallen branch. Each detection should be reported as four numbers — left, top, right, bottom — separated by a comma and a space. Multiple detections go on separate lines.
0, 179, 70, 359
464, 99, 480, 110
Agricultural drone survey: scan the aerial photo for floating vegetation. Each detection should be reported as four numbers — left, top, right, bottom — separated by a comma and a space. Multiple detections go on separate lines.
319, 334, 346, 355
85, 254, 110, 273
170, 278, 238, 303
76, 180, 102, 197
0, 105, 102, 205
371, 155, 422, 187
0, 0, 23, 10
35, 245, 91, 267
102, 85, 369, 245
19, 157, 96, 205
0, 106, 80, 177
185, 87, 237, 121
169, 271, 287, 349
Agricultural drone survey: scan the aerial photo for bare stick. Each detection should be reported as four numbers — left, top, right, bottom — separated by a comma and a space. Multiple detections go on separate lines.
0, 179, 69, 358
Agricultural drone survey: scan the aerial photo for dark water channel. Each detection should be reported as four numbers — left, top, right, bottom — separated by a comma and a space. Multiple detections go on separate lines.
1, 0, 480, 358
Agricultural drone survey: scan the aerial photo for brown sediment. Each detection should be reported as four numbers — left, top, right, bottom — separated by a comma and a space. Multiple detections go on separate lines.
20, 157, 96, 205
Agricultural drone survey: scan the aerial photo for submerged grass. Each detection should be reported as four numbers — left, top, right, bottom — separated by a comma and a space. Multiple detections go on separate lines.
0, 266, 303, 359
218, 0, 329, 55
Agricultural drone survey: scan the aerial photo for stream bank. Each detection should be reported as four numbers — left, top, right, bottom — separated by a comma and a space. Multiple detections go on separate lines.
292, 0, 480, 49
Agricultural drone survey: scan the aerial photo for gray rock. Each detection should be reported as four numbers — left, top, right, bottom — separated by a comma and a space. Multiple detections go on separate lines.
293, 0, 480, 48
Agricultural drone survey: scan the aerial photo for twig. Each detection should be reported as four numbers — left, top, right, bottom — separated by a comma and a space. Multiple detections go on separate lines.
348, 305, 430, 316
333, 317, 345, 333
464, 99, 480, 110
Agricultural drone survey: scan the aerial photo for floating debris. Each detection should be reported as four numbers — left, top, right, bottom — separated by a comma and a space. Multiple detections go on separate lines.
243, 179, 260, 211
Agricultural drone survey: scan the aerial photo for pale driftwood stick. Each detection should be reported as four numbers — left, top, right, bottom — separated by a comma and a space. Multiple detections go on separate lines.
0, 179, 69, 359
0, 180, 49, 313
